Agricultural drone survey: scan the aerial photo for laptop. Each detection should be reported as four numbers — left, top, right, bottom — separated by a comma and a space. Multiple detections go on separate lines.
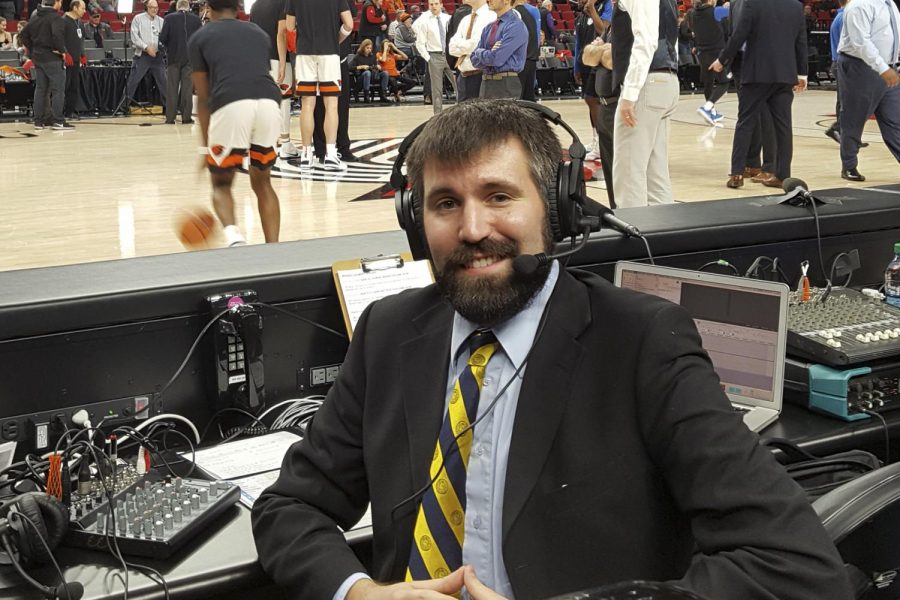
613, 262, 790, 432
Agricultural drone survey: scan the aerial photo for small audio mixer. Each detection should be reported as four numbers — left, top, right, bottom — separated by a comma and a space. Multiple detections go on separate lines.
64, 468, 240, 558
787, 287, 900, 367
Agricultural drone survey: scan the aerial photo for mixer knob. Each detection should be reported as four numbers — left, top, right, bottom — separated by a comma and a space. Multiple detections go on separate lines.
890, 330, 899, 339
118, 514, 128, 534
190, 494, 200, 510
174, 477, 183, 492
164, 513, 174, 529
182, 499, 192, 517
199, 489, 209, 504
154, 521, 164, 538
209, 483, 218, 498
832, 329, 842, 337
143, 518, 153, 537
131, 517, 141, 535
173, 506, 183, 524
826, 339, 841, 348
856, 334, 866, 342
216, 481, 229, 493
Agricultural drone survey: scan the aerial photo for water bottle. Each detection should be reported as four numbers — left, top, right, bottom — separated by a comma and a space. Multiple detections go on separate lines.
886, 243, 900, 308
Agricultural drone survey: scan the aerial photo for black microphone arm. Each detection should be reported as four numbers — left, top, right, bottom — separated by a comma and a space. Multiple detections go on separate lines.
512, 227, 591, 275
578, 194, 643, 238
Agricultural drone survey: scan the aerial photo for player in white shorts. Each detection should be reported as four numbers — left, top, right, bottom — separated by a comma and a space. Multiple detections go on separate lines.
190, 0, 283, 246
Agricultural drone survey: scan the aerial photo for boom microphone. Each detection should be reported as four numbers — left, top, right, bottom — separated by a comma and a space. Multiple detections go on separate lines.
512, 232, 591, 275
783, 177, 812, 198
580, 195, 643, 238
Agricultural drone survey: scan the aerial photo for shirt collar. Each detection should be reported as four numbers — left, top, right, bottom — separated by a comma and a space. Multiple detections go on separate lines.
450, 260, 560, 370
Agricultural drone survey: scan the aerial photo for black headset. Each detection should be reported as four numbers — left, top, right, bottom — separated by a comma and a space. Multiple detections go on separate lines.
391, 100, 602, 262
0, 493, 83, 600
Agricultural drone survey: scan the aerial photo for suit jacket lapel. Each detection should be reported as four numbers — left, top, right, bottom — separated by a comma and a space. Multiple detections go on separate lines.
502, 270, 591, 538
401, 300, 455, 501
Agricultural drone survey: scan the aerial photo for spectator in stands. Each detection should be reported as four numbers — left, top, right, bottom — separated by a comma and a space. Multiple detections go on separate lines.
160, 0, 201, 124
12, 19, 27, 51
382, 0, 403, 20
409, 4, 421, 21
350, 38, 389, 101
470, 0, 528, 98
414, 0, 456, 113
394, 11, 417, 56
692, 0, 729, 125
0, 17, 14, 48
574, 0, 611, 162
83, 9, 112, 48
19, 0, 71, 129
834, 0, 900, 181
377, 38, 415, 100
449, 0, 496, 101
539, 0, 555, 43
387, 12, 401, 41
62, 0, 86, 120
360, 0, 387, 48
612, 0, 680, 208
512, 0, 540, 100
804, 3, 818, 31
582, 34, 616, 207
0, 1, 13, 20
125, 0, 167, 107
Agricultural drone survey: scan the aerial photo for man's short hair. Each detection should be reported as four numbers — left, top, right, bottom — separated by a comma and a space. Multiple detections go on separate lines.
405, 99, 562, 225
207, 0, 238, 11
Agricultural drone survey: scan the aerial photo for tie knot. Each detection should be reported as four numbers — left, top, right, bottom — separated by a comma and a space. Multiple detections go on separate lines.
466, 329, 498, 367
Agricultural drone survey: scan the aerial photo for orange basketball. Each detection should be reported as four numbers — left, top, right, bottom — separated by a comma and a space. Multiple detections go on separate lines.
175, 208, 216, 249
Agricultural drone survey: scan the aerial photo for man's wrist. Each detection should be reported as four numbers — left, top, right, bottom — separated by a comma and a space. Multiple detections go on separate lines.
342, 575, 376, 600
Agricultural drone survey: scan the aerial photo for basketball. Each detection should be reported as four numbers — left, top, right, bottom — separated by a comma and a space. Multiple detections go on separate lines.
175, 208, 217, 250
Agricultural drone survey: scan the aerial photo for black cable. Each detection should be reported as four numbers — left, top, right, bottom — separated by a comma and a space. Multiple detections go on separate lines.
200, 407, 268, 443
155, 307, 231, 403
126, 561, 171, 600
252, 301, 348, 340
698, 259, 740, 276
858, 408, 890, 465
12, 512, 74, 600
637, 233, 655, 265
808, 199, 833, 302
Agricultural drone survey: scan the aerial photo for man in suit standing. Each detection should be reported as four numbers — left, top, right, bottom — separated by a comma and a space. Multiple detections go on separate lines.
448, 0, 494, 102
415, 0, 457, 113
252, 99, 853, 600
834, 0, 900, 181
471, 0, 528, 98
159, 0, 201, 124
711, 0, 808, 189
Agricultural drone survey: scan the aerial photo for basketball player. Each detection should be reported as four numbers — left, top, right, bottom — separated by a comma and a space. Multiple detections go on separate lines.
189, 0, 282, 246
250, 0, 300, 159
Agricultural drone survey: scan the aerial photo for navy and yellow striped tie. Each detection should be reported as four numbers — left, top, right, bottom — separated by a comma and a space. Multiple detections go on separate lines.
406, 330, 499, 581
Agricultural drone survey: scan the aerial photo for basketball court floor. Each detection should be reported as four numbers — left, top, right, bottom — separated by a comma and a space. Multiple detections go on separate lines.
1, 90, 897, 273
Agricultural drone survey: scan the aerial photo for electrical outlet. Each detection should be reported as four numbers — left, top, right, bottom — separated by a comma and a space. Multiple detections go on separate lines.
1, 419, 19, 441
325, 365, 341, 383
311, 368, 327, 386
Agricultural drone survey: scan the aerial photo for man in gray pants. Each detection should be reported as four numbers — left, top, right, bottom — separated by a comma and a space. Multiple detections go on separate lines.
19, 0, 70, 129
414, 0, 457, 112
159, 0, 202, 123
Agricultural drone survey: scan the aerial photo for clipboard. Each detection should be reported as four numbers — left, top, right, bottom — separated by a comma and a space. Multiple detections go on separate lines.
332, 253, 435, 337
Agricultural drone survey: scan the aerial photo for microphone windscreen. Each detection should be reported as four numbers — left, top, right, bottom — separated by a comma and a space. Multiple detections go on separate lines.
782, 177, 806, 194
57, 581, 84, 600
513, 254, 541, 276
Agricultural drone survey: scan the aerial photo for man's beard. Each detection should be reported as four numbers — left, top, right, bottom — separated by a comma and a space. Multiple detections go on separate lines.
435, 231, 553, 326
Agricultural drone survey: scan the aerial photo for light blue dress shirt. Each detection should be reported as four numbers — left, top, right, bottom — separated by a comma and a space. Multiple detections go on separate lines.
449, 261, 560, 599
837, 0, 900, 75
334, 261, 560, 600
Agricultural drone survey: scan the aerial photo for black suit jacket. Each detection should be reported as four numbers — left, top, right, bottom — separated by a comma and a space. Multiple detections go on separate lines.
252, 269, 852, 600
719, 0, 808, 84
158, 10, 202, 65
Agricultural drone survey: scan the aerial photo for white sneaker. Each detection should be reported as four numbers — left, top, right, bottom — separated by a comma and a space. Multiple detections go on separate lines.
323, 153, 347, 171
279, 140, 300, 158
585, 148, 601, 161
299, 152, 314, 170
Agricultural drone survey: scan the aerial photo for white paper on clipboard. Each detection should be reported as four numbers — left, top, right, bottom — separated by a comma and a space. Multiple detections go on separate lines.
335, 257, 433, 334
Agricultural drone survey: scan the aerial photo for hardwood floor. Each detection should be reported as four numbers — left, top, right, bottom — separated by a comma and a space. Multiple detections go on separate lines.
1, 90, 897, 272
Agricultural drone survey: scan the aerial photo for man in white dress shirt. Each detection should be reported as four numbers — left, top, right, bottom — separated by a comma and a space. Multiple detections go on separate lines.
415, 0, 458, 112
835, 0, 900, 181
449, 0, 496, 101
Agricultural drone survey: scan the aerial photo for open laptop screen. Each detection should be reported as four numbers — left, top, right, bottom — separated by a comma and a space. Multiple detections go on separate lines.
614, 263, 788, 408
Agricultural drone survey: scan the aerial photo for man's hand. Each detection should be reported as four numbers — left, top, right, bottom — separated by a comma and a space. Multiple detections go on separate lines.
80, 54, 87, 66
146, 46, 157, 57
881, 67, 900, 88
793, 77, 807, 93
709, 59, 723, 73
463, 566, 509, 600
492, 41, 502, 50
619, 98, 637, 127
276, 63, 285, 84
346, 568, 465, 600
63, 52, 73, 66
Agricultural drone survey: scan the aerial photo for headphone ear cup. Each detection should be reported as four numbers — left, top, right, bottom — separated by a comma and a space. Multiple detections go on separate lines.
394, 186, 428, 261
10, 493, 68, 565
546, 165, 564, 242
